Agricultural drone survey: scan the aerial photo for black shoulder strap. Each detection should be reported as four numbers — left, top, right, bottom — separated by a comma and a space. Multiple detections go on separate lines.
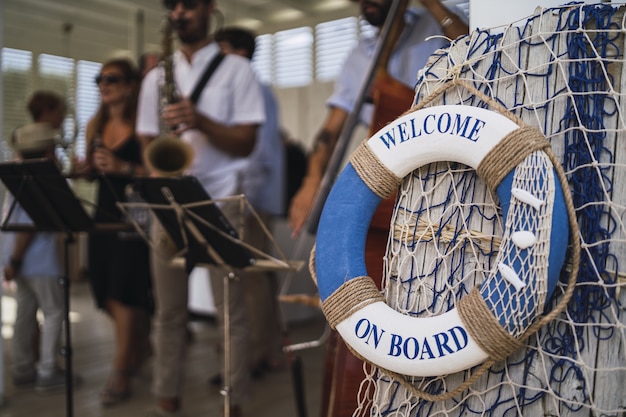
189, 53, 225, 105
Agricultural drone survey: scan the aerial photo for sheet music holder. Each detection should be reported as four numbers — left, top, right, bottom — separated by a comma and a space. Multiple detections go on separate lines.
133, 176, 256, 271
133, 175, 256, 417
0, 158, 93, 417
0, 159, 94, 232
131, 175, 304, 417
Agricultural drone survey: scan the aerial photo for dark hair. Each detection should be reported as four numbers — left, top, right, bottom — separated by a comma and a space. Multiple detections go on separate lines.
27, 91, 64, 122
214, 27, 257, 60
89, 58, 140, 141
139, 52, 160, 76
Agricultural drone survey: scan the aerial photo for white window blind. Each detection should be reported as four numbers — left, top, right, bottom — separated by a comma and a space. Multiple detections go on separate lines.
315, 17, 358, 82
1, 49, 104, 166
75, 60, 102, 159
274, 27, 313, 88
38, 54, 75, 169
1, 48, 33, 161
252, 34, 273, 85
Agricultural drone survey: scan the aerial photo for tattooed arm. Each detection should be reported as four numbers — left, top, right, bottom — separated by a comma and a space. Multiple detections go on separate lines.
288, 106, 349, 237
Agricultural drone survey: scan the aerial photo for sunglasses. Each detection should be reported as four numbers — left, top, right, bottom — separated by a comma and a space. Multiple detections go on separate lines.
163, 0, 201, 11
95, 74, 124, 86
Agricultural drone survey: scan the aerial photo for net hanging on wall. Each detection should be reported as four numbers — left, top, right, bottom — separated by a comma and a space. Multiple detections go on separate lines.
356, 3, 626, 417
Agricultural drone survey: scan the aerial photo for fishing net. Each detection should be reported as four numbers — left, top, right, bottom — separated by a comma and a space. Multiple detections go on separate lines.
356, 3, 626, 416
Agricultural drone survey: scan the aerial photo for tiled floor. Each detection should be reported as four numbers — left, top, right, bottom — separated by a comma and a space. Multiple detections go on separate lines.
0, 278, 328, 417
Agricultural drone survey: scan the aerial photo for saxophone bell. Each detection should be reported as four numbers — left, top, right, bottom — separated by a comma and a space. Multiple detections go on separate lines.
144, 133, 194, 177
143, 15, 194, 178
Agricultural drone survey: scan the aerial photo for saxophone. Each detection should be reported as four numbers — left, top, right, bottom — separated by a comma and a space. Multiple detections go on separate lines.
143, 17, 194, 177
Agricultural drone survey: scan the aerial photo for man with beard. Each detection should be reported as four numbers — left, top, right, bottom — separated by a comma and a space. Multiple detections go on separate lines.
286, 0, 467, 415
136, 1, 265, 416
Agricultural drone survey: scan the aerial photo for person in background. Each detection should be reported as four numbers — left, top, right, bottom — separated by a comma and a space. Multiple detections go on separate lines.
2, 116, 80, 392
21, 90, 68, 359
286, 0, 468, 415
136, 1, 265, 416
73, 58, 153, 407
288, 0, 468, 236
214, 26, 286, 381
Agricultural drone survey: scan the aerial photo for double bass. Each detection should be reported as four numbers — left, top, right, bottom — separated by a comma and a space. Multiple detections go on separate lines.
317, 1, 413, 416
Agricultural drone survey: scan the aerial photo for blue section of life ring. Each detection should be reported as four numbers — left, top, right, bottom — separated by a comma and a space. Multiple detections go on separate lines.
483, 170, 569, 330
316, 164, 569, 306
316, 163, 378, 301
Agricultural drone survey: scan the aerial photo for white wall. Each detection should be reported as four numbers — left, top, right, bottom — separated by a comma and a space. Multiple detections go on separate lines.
274, 82, 371, 158
275, 82, 334, 149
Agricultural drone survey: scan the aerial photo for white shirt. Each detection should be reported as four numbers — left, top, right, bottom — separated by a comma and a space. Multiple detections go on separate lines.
136, 42, 266, 199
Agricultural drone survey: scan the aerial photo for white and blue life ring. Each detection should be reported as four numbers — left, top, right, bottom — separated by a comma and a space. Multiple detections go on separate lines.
314, 105, 570, 377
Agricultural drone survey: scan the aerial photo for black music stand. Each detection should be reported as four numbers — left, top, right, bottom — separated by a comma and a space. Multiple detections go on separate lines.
134, 176, 255, 417
0, 158, 93, 417
134, 176, 256, 270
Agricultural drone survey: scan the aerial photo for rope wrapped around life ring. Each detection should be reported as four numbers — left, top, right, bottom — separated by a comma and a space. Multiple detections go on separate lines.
312, 104, 576, 380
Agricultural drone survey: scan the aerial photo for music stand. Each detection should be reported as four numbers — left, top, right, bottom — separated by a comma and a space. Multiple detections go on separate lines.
134, 176, 256, 271
0, 158, 93, 417
133, 176, 257, 417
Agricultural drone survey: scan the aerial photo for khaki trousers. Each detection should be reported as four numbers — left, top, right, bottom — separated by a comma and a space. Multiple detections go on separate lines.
12, 276, 63, 377
150, 201, 251, 406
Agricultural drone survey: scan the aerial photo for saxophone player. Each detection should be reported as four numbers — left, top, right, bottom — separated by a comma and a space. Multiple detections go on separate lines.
136, 1, 265, 416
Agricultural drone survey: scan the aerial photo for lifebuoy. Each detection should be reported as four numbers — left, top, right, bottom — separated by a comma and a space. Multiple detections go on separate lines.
313, 105, 570, 377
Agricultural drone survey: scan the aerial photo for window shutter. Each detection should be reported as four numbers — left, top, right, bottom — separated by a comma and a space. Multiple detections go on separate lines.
252, 34, 273, 85
75, 60, 102, 159
315, 17, 358, 82
1, 48, 33, 161
274, 27, 313, 88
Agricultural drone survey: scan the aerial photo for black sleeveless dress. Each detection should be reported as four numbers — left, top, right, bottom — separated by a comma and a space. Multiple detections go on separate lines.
87, 136, 153, 313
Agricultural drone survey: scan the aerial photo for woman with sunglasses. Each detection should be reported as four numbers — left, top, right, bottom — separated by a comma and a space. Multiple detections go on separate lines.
74, 58, 153, 407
